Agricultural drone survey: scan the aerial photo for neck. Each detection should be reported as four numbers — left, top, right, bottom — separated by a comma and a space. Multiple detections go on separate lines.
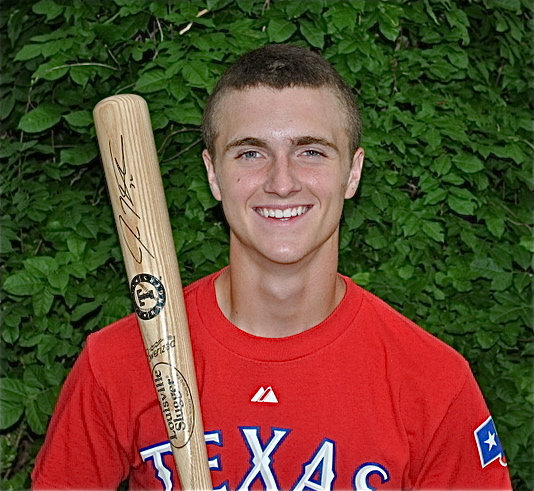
214, 244, 346, 338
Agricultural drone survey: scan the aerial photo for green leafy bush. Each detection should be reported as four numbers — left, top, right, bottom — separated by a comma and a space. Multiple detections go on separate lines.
1, 0, 532, 488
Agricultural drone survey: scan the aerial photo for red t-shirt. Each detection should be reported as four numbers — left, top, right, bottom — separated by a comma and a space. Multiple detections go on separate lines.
32, 271, 511, 490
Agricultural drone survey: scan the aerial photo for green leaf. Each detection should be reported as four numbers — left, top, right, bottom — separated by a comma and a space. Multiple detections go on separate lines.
32, 287, 55, 316
64, 110, 93, 127
423, 188, 447, 205
165, 102, 202, 126
24, 256, 57, 277
448, 187, 477, 215
491, 272, 512, 291
69, 66, 93, 87
48, 269, 70, 292
421, 221, 444, 242
447, 50, 469, 69
60, 144, 98, 166
32, 0, 64, 20
474, 329, 499, 349
486, 215, 505, 238
0, 94, 15, 120
432, 155, 452, 176
182, 63, 210, 88
4, 271, 43, 296
453, 154, 484, 174
267, 18, 297, 42
473, 256, 504, 273
364, 227, 388, 249
378, 8, 400, 41
300, 20, 324, 48
18, 103, 64, 133
398, 265, 415, 280
71, 301, 102, 321
2, 321, 20, 344
134, 69, 169, 93
67, 237, 87, 257
400, 214, 419, 237
14, 44, 43, 61
519, 236, 534, 253
351, 272, 370, 286
0, 379, 26, 430
36, 334, 59, 363
25, 397, 48, 434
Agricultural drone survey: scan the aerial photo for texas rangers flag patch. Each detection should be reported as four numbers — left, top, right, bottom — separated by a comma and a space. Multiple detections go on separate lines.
474, 416, 507, 468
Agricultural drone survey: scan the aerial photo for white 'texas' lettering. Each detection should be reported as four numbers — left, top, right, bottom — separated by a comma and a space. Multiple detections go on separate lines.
353, 463, 390, 491
293, 439, 336, 490
140, 442, 173, 491
237, 427, 290, 490
140, 429, 390, 491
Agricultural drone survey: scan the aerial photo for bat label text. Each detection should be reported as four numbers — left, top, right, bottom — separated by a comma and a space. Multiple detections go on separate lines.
152, 362, 195, 448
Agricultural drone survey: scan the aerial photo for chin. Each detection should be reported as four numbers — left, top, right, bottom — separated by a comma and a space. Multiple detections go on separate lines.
260, 247, 312, 266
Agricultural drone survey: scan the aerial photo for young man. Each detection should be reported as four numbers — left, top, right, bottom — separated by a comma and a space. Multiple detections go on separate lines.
33, 44, 511, 490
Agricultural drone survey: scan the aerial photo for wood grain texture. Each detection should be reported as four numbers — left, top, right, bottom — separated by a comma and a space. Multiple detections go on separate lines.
93, 94, 212, 490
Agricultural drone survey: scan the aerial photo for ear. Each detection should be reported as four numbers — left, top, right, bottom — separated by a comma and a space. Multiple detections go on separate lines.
202, 149, 222, 201
344, 147, 364, 199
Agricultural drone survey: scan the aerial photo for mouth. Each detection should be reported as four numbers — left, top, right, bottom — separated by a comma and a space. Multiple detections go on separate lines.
254, 205, 312, 221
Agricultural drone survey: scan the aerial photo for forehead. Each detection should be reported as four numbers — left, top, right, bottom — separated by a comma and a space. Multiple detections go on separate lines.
213, 86, 349, 147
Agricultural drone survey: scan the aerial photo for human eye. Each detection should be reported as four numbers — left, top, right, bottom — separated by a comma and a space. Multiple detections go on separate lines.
300, 148, 327, 159
238, 150, 261, 160
302, 149, 322, 157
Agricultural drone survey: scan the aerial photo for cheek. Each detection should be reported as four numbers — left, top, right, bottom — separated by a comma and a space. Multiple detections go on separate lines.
308, 170, 346, 197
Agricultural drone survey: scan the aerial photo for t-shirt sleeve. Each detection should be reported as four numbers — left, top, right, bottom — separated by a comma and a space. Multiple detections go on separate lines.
31, 341, 130, 489
412, 369, 512, 490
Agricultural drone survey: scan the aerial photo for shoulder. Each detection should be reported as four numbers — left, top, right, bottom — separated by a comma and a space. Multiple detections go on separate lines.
86, 269, 222, 352
83, 314, 146, 383
86, 313, 141, 354
352, 280, 469, 370
343, 278, 472, 407
84, 270, 222, 375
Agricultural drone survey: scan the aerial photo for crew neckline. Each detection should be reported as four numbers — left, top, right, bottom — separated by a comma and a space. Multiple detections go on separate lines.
195, 269, 363, 362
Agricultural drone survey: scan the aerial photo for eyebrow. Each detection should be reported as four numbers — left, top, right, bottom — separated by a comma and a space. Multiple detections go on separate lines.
224, 137, 266, 154
292, 136, 339, 152
223, 136, 339, 154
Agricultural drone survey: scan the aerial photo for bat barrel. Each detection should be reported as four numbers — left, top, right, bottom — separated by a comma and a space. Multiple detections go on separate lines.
94, 94, 212, 490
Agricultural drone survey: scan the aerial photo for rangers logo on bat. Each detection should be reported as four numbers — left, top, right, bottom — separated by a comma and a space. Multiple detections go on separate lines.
130, 273, 166, 320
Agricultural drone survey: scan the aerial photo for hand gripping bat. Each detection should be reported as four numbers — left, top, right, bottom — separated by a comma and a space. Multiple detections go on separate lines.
93, 94, 212, 490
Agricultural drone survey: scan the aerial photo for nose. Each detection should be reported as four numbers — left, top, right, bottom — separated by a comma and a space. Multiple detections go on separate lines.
263, 154, 302, 197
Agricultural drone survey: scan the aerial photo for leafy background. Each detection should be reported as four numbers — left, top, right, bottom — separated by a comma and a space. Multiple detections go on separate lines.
1, 0, 532, 489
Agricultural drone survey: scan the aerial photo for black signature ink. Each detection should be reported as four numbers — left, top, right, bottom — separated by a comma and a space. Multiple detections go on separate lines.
118, 215, 155, 263
108, 135, 155, 263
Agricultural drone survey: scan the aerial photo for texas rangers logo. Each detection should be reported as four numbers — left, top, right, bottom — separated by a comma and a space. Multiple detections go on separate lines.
474, 416, 507, 468
130, 273, 166, 320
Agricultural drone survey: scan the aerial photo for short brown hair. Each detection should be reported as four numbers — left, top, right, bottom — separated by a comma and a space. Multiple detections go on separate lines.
202, 44, 362, 159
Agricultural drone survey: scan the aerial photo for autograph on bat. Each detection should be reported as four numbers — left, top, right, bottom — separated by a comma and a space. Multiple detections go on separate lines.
109, 135, 155, 264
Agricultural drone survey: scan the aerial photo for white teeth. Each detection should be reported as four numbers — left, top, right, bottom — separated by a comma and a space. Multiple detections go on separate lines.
257, 206, 309, 219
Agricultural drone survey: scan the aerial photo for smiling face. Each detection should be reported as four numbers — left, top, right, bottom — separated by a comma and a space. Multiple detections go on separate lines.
203, 86, 364, 267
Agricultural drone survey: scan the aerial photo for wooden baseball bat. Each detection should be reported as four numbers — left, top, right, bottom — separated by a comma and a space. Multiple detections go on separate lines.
93, 94, 212, 490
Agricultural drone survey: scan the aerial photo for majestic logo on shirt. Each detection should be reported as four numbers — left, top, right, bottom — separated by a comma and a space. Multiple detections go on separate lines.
474, 416, 507, 468
130, 273, 166, 320
251, 386, 278, 403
